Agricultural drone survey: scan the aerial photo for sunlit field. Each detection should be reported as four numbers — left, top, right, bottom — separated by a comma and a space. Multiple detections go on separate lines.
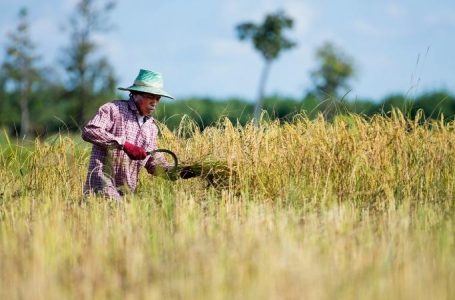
0, 112, 454, 299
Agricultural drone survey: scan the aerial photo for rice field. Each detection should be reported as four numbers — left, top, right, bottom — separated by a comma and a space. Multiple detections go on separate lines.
0, 111, 454, 299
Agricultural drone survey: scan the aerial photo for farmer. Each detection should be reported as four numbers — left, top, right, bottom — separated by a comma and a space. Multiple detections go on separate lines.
81, 68, 195, 200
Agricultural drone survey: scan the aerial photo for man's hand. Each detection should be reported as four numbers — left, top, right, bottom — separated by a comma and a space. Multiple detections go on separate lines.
179, 166, 199, 179
123, 141, 147, 160
162, 166, 200, 181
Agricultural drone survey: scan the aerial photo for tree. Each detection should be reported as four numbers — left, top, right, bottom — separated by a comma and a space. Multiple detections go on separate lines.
311, 42, 355, 119
0, 69, 9, 130
2, 8, 42, 137
414, 91, 455, 120
236, 11, 296, 122
60, 0, 117, 128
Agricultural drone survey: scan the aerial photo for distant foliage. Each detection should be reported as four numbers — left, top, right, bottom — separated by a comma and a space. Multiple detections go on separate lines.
311, 42, 356, 119
311, 42, 355, 98
153, 90, 455, 131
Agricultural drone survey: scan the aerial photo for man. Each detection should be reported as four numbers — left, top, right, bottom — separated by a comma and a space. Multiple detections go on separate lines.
82, 69, 194, 200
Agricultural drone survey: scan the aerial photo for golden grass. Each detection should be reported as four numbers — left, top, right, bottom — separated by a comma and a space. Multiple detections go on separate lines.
0, 111, 454, 299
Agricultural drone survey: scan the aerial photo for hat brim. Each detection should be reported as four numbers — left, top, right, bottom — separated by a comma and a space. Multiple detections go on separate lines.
118, 85, 175, 100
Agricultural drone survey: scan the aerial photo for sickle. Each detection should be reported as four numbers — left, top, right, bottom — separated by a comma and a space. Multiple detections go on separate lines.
146, 149, 179, 172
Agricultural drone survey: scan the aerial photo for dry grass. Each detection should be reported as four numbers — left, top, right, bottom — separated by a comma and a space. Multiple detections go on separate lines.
0, 111, 454, 299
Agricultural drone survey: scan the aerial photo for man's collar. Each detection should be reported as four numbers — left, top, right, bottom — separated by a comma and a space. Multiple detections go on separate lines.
127, 99, 152, 122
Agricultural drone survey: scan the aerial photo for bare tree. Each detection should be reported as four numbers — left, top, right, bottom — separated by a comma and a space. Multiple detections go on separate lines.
2, 8, 42, 137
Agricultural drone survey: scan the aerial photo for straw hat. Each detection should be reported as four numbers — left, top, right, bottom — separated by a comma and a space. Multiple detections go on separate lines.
118, 69, 174, 99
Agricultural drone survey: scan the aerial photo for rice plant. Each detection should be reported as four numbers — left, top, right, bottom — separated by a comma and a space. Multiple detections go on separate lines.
0, 112, 454, 299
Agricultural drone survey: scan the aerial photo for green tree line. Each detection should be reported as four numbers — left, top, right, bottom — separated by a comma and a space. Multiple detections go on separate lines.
152, 90, 455, 130
1, 2, 454, 137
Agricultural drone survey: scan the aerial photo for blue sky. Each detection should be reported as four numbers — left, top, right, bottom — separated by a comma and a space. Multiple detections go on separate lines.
0, 0, 454, 101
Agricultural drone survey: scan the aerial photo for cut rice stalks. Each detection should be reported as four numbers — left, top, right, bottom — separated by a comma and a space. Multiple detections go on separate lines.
169, 158, 238, 190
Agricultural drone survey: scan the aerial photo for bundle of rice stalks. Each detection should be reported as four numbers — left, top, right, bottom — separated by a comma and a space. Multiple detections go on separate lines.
150, 149, 238, 190
188, 159, 237, 189
168, 159, 238, 190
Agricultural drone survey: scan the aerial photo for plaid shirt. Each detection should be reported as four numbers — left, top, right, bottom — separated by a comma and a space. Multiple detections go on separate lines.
82, 99, 169, 199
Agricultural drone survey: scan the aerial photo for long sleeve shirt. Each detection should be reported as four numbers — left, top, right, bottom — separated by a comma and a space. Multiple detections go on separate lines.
81, 99, 169, 199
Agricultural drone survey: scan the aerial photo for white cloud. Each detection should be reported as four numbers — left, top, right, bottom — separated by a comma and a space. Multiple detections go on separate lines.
32, 17, 62, 40
352, 19, 382, 36
351, 18, 406, 39
93, 34, 123, 57
385, 2, 407, 19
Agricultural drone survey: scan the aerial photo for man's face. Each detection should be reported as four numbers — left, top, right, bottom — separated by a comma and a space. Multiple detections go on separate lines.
135, 92, 161, 116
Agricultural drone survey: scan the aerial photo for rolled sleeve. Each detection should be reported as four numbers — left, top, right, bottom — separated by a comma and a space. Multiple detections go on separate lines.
81, 103, 125, 148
